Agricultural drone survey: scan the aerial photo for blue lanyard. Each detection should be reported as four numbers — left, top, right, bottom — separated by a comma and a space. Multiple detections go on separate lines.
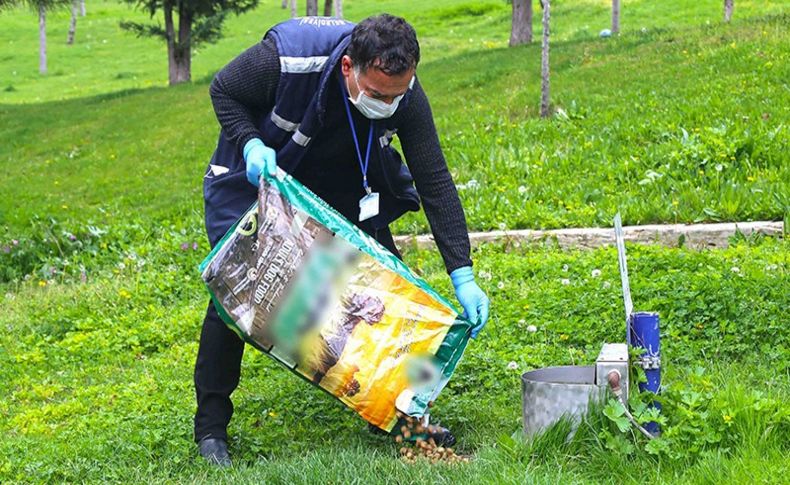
341, 78, 374, 194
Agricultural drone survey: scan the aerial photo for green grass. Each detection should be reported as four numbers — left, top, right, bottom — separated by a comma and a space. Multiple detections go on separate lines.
1, 0, 789, 482
0, 1, 788, 235
4, 0, 785, 104
1, 234, 788, 482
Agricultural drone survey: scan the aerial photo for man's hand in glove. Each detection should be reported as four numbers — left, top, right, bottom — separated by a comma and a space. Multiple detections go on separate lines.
450, 266, 491, 338
243, 138, 277, 186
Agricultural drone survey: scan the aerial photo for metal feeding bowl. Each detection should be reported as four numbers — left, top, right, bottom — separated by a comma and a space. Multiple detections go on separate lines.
521, 344, 628, 437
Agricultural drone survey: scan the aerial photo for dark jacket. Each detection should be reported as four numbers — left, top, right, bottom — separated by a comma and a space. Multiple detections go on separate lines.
209, 17, 419, 230
205, 18, 473, 273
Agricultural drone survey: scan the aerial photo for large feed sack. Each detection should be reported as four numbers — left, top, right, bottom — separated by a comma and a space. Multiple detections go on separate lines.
199, 172, 472, 432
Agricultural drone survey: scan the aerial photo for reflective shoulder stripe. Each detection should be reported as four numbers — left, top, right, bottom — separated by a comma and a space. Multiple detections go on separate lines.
279, 56, 329, 73
292, 130, 311, 147
271, 111, 300, 132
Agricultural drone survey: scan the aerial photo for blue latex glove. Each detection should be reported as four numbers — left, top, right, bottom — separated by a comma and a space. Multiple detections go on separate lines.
243, 138, 278, 186
450, 266, 490, 338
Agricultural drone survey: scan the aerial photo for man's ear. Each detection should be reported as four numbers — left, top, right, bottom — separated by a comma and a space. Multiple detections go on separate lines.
341, 55, 353, 77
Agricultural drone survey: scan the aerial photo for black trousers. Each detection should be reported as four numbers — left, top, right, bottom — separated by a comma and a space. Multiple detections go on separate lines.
193, 225, 402, 442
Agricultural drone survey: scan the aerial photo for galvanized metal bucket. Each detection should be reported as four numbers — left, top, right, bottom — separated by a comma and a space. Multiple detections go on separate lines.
521, 344, 628, 437
522, 366, 601, 436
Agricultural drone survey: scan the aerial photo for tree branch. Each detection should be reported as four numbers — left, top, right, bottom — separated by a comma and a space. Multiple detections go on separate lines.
119, 20, 168, 40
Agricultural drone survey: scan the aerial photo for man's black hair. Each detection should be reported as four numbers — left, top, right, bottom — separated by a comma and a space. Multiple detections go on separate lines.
347, 14, 420, 75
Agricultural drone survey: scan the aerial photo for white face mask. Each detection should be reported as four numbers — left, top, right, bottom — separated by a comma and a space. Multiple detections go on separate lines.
347, 68, 414, 120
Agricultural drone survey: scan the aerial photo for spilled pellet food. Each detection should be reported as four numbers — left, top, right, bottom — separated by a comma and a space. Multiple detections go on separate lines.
393, 406, 471, 465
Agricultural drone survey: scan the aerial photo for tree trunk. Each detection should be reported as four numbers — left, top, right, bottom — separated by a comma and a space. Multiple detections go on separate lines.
67, 0, 78, 45
540, 0, 550, 118
306, 0, 317, 16
162, 2, 192, 86
281, 0, 286, 8
290, 0, 297, 17
38, 4, 47, 74
334, 0, 342, 18
509, 0, 532, 46
724, 0, 734, 22
612, 0, 620, 34
323, 0, 332, 16
80, 0, 85, 16
164, 2, 176, 83
174, 3, 192, 84
164, 2, 190, 85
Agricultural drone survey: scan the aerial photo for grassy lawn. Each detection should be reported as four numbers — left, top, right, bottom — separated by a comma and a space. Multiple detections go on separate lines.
1, 1, 788, 234
1, 234, 788, 482
3, 0, 785, 103
1, 0, 789, 482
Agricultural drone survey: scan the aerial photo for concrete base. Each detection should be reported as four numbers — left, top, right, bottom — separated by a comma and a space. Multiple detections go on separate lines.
395, 220, 784, 251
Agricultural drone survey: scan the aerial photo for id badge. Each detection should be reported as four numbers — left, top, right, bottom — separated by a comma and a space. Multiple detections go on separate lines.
359, 192, 380, 222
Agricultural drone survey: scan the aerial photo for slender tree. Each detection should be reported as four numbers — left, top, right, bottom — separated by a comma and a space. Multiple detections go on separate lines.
121, 0, 258, 85
79, 0, 83, 15
280, 0, 285, 8
289, 0, 296, 17
509, 0, 532, 46
323, 0, 331, 16
333, 0, 341, 18
724, 0, 733, 22
305, 0, 316, 15
540, 0, 550, 118
612, 0, 620, 34
67, 0, 78, 44
37, 2, 46, 73
1, 0, 71, 74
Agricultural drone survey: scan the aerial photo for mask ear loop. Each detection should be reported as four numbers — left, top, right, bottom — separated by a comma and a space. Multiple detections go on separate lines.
347, 67, 364, 104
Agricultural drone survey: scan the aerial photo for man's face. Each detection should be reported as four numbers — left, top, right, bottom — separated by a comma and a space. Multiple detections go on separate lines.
341, 55, 414, 105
